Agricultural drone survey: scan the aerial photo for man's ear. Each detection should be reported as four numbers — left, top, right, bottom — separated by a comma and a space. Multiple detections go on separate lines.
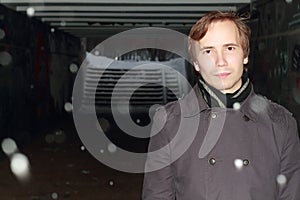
243, 57, 249, 65
193, 61, 200, 72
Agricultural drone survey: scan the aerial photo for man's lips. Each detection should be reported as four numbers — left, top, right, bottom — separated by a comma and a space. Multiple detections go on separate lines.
215, 72, 230, 78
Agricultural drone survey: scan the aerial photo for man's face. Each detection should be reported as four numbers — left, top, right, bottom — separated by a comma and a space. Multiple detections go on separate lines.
193, 20, 248, 94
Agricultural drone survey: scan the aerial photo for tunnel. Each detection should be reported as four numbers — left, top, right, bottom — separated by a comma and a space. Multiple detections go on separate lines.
0, 0, 300, 199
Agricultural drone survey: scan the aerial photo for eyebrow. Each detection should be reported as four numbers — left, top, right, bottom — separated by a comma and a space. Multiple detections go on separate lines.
223, 43, 239, 47
199, 43, 239, 51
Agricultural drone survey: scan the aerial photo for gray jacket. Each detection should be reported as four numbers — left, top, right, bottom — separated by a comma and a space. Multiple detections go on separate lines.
142, 84, 300, 200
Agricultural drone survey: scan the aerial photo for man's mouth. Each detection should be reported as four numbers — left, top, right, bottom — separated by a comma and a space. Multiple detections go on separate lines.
215, 72, 230, 78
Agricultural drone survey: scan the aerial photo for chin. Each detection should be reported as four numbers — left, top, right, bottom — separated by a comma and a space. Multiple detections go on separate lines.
214, 84, 234, 93
212, 82, 230, 91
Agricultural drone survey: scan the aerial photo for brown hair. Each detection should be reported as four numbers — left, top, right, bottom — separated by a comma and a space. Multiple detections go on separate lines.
189, 11, 251, 61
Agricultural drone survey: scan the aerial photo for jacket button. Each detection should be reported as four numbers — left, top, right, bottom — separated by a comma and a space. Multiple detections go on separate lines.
243, 159, 250, 166
243, 115, 250, 121
211, 113, 217, 119
208, 158, 216, 165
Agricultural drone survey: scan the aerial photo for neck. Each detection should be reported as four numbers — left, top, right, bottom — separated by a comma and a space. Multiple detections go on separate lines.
198, 74, 251, 108
220, 78, 242, 94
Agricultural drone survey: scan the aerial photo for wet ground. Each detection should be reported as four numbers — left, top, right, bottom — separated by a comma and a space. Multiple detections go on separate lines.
0, 116, 144, 200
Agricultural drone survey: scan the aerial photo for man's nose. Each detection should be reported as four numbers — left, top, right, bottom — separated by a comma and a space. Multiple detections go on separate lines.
215, 51, 227, 67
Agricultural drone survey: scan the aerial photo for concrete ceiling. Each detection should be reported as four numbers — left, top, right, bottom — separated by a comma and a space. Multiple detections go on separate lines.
1, 0, 252, 38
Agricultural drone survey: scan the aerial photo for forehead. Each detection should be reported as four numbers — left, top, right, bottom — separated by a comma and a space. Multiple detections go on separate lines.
200, 20, 240, 46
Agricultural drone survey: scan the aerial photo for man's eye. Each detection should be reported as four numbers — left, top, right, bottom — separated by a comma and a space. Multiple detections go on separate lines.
227, 46, 235, 51
203, 50, 211, 54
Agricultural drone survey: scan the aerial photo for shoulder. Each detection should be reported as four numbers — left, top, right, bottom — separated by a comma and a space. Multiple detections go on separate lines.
149, 100, 182, 142
153, 85, 201, 121
153, 100, 181, 123
252, 94, 296, 129
265, 98, 294, 126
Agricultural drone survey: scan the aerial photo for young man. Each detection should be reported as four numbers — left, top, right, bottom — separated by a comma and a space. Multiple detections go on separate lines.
142, 11, 300, 200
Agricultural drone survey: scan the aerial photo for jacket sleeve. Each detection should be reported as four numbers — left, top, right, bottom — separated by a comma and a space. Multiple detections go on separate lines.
142, 108, 176, 200
278, 115, 300, 199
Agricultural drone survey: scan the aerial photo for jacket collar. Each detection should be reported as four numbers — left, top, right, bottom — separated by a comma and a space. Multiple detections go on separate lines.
181, 84, 259, 122
239, 87, 261, 122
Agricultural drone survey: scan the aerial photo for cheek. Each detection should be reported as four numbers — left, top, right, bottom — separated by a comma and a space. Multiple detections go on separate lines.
197, 55, 215, 71
226, 56, 245, 69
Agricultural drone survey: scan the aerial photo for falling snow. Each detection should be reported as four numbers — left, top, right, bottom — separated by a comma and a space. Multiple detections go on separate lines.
69, 63, 78, 73
64, 102, 73, 112
277, 174, 287, 186
233, 102, 241, 110
234, 159, 243, 170
10, 153, 30, 180
108, 143, 117, 153
1, 138, 18, 156
109, 180, 114, 186
0, 51, 12, 66
51, 192, 58, 199
26, 7, 35, 17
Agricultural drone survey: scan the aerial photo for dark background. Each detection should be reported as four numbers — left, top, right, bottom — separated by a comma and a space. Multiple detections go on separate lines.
0, 0, 300, 199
